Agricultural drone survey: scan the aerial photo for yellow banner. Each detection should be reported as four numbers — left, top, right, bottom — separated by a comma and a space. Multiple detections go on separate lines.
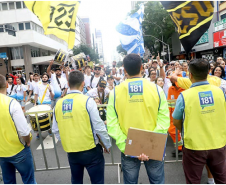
24, 1, 80, 49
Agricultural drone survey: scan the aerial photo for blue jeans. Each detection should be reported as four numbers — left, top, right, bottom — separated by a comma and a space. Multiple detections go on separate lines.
121, 153, 165, 184
67, 144, 105, 184
0, 146, 36, 184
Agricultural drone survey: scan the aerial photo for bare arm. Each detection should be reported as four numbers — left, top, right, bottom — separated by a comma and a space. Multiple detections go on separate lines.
157, 54, 165, 79
61, 88, 67, 97
34, 94, 38, 105
22, 135, 31, 146
173, 119, 183, 132
47, 60, 54, 78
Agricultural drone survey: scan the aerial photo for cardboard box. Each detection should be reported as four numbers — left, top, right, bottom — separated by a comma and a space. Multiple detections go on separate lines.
124, 127, 167, 161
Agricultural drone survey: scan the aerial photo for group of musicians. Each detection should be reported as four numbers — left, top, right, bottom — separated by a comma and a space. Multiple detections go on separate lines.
1, 54, 226, 184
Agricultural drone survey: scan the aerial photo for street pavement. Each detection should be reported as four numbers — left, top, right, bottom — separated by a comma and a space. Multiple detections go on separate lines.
0, 102, 209, 184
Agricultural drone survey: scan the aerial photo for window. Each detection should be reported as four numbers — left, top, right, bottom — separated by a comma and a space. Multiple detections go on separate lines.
0, 3, 2, 11
16, 2, 22, 9
25, 22, 30, 30
9, 2, 15, 10
11, 47, 22, 60
221, 14, 226, 20
22, 1, 26, 8
2, 3, 8, 10
20, 47, 23, 59
18, 23, 24, 30
0, 25, 4, 32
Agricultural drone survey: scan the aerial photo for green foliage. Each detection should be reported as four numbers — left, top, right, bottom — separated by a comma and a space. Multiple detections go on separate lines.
130, 1, 175, 57
72, 45, 99, 62
117, 44, 127, 55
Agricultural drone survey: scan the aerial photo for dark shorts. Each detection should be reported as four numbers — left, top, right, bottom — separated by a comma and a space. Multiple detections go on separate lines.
182, 146, 226, 184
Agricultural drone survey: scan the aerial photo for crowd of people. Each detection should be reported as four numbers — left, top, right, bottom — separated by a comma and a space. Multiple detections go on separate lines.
1, 54, 226, 184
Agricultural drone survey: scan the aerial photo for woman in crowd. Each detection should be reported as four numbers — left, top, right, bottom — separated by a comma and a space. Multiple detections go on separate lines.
15, 78, 27, 113
27, 73, 34, 91
155, 77, 164, 89
209, 62, 216, 75
212, 65, 226, 93
147, 69, 157, 83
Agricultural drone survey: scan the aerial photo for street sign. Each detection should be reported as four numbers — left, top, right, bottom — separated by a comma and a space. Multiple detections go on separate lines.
214, 18, 226, 32
0, 52, 7, 59
195, 31, 209, 45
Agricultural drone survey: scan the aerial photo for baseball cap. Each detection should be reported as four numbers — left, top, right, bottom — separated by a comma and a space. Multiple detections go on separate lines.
55, 68, 61, 71
98, 80, 107, 88
107, 75, 114, 80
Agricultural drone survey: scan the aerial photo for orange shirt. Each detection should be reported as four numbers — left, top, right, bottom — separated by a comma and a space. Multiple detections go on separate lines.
167, 86, 184, 123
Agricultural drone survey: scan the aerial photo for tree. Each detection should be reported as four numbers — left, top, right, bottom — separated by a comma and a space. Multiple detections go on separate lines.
130, 2, 175, 59
117, 44, 127, 56
72, 45, 99, 63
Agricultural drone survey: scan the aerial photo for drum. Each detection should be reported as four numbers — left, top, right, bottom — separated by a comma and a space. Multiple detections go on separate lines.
70, 53, 86, 69
54, 49, 69, 65
27, 105, 52, 132
30, 95, 35, 104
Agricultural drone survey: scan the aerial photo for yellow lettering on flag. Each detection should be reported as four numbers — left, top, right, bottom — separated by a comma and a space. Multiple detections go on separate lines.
24, 1, 80, 49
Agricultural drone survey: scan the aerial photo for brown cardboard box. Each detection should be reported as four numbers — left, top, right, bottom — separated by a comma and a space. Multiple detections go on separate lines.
124, 127, 167, 161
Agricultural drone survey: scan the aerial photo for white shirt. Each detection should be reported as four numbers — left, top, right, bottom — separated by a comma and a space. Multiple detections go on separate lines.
50, 73, 68, 99
113, 74, 122, 85
15, 84, 27, 100
7, 84, 16, 96
61, 71, 69, 80
84, 74, 92, 87
52, 90, 111, 149
91, 76, 100, 88
30, 81, 41, 91
34, 83, 54, 104
9, 98, 31, 136
146, 78, 155, 83
163, 77, 172, 97
86, 88, 110, 102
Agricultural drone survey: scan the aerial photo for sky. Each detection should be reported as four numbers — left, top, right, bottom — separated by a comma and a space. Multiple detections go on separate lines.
77, 0, 132, 63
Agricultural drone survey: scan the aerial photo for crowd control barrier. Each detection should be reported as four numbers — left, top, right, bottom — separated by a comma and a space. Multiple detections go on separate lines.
0, 100, 181, 184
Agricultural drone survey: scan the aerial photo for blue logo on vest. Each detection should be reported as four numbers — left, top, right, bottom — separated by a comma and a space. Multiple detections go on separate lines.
62, 99, 73, 115
198, 91, 214, 109
128, 81, 143, 98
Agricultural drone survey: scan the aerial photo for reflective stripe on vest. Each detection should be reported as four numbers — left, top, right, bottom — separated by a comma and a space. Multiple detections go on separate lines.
114, 78, 159, 136
55, 93, 96, 152
0, 94, 25, 157
182, 84, 226, 150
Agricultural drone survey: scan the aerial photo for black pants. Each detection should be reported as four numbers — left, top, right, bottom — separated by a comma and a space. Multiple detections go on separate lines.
67, 144, 105, 184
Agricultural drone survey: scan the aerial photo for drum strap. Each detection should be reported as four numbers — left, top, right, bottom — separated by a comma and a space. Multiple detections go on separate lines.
39, 84, 49, 104
9, 84, 14, 95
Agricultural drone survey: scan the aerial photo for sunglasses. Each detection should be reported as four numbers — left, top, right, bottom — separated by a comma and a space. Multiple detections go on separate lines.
170, 64, 174, 66
95, 68, 101, 71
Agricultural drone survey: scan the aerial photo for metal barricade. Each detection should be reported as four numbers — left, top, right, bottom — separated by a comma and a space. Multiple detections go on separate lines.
0, 101, 181, 184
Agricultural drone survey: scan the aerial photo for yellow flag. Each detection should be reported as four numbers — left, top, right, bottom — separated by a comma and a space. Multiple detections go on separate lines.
24, 1, 80, 49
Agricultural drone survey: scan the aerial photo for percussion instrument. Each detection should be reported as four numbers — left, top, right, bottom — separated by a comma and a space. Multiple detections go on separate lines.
27, 105, 52, 132
70, 53, 86, 69
54, 49, 69, 65
30, 95, 35, 104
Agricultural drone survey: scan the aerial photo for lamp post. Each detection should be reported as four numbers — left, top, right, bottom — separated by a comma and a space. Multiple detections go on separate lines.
144, 34, 170, 62
3, 57, 8, 73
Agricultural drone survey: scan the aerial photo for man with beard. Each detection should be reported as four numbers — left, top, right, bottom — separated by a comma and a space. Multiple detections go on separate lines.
7, 77, 16, 99
90, 65, 104, 89
47, 60, 68, 107
86, 80, 110, 104
34, 73, 54, 139
112, 68, 122, 85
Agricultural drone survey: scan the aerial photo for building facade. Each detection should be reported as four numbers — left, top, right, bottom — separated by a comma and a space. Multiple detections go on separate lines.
171, 1, 226, 61
0, 1, 86, 78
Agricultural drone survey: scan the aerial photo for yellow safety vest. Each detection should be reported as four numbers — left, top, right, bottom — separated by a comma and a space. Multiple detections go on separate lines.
55, 93, 96, 153
0, 94, 25, 157
182, 84, 226, 150
115, 78, 160, 135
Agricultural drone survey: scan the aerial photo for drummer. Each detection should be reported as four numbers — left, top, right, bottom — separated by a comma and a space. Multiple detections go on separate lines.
15, 78, 27, 113
6, 76, 17, 99
34, 73, 54, 139
27, 73, 41, 104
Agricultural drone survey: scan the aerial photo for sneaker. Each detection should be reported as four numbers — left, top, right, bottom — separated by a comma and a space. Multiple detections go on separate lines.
171, 150, 183, 157
36, 135, 40, 140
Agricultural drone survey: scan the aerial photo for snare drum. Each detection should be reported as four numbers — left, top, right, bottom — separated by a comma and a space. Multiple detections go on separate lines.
54, 49, 69, 65
27, 105, 52, 132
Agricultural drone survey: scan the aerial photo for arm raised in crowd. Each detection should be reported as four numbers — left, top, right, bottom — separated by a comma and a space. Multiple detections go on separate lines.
47, 60, 54, 78
157, 55, 166, 79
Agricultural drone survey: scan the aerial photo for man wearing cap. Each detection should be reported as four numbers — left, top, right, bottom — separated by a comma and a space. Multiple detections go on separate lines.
90, 65, 104, 89
27, 73, 42, 103
86, 80, 110, 104
47, 60, 68, 107
106, 75, 115, 91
